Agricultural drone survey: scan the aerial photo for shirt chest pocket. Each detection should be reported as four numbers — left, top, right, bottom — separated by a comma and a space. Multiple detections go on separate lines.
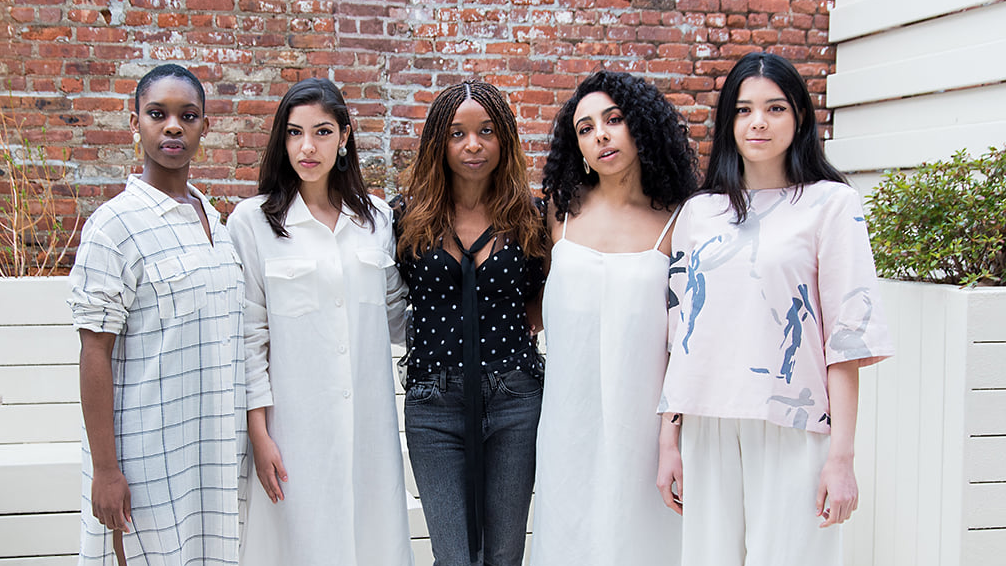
264, 257, 320, 317
144, 252, 209, 319
353, 247, 393, 305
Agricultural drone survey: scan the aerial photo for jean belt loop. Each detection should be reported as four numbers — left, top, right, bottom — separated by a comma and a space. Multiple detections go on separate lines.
438, 369, 448, 392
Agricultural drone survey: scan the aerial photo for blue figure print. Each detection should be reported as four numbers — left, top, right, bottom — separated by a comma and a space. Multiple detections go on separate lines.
766, 387, 815, 430
667, 250, 686, 309
682, 237, 719, 354
828, 286, 875, 359
778, 283, 817, 384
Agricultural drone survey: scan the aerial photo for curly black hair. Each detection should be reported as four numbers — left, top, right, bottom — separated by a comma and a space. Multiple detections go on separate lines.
542, 71, 698, 221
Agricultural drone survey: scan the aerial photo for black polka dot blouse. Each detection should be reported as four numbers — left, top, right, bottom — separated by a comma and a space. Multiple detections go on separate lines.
398, 238, 545, 378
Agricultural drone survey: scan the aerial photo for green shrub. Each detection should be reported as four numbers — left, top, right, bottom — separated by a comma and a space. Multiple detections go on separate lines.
865, 146, 1006, 287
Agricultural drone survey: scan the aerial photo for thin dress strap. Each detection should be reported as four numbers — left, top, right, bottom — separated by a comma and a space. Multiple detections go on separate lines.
653, 205, 682, 250
561, 212, 569, 239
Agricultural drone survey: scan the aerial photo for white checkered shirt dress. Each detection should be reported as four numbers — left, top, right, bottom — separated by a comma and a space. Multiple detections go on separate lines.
69, 175, 247, 565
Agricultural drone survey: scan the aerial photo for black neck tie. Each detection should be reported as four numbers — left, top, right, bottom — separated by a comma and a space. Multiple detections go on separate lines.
454, 227, 494, 563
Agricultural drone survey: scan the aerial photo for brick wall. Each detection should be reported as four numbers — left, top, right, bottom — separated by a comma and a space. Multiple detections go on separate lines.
1, 0, 835, 267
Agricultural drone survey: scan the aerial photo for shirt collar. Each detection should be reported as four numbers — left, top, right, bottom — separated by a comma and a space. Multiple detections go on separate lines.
284, 190, 359, 232
125, 174, 221, 226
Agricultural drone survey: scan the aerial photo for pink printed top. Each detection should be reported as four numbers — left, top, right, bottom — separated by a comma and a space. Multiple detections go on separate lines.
659, 181, 894, 434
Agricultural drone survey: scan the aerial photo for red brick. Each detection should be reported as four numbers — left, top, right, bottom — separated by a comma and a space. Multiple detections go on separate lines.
124, 11, 152, 25
237, 100, 279, 115
10, 7, 35, 22
68, 9, 100, 23
720, 43, 762, 58
752, 29, 779, 44
678, 0, 720, 10
59, 78, 84, 94
191, 14, 214, 27
792, 13, 814, 29
637, 25, 683, 42
189, 0, 235, 9
708, 28, 730, 43
92, 78, 111, 92
84, 130, 132, 145
38, 43, 91, 58
750, 0, 789, 12
77, 27, 129, 42
73, 97, 125, 112
238, 0, 286, 13
722, 0, 748, 10
187, 31, 236, 44
26, 60, 62, 75
574, 42, 619, 56
648, 60, 694, 74
237, 150, 260, 165
20, 26, 71, 41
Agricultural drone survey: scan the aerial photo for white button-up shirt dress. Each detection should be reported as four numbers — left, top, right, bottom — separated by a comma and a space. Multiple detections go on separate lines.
228, 193, 412, 565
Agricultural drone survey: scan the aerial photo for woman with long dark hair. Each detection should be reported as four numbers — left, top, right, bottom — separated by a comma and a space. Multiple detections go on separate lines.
228, 78, 412, 565
657, 52, 894, 565
530, 70, 697, 566
395, 80, 547, 566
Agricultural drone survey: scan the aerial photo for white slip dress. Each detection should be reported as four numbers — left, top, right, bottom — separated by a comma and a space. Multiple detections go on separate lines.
530, 211, 682, 566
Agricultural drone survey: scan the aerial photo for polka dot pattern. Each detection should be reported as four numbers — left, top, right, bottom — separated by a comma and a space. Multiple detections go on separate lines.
399, 241, 545, 375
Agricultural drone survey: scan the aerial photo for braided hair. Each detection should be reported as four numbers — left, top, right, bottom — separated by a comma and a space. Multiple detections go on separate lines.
398, 80, 546, 260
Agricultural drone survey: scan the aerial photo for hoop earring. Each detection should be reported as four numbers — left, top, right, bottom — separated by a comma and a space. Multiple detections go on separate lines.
133, 132, 142, 159
196, 143, 207, 162
583, 157, 590, 175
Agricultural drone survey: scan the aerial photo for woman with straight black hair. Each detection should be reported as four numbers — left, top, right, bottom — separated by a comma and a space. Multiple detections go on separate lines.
229, 78, 412, 565
657, 52, 894, 566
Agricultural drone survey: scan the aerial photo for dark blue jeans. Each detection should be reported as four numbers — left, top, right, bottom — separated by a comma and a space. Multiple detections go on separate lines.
405, 366, 542, 566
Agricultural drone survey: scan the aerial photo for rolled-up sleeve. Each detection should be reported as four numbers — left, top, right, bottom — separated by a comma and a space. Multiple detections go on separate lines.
68, 222, 132, 335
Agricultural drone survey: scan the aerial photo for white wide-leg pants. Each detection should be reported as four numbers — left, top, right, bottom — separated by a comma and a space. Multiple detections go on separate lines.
680, 416, 842, 566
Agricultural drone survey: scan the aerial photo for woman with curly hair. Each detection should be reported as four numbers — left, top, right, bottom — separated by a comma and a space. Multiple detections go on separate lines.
395, 80, 548, 566
529, 71, 697, 565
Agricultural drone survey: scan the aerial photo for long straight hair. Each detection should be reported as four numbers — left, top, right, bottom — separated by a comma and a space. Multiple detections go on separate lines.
258, 78, 375, 237
702, 52, 847, 223
397, 80, 546, 260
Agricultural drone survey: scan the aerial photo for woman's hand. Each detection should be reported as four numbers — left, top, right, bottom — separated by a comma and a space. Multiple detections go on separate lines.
252, 433, 288, 504
816, 455, 857, 527
91, 465, 132, 532
248, 407, 287, 504
656, 413, 684, 514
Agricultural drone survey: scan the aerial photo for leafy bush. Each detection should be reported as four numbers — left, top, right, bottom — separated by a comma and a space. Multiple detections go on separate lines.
866, 146, 1006, 287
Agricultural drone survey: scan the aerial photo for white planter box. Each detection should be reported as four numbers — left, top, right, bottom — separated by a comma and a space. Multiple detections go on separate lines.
845, 280, 1006, 566
0, 276, 82, 561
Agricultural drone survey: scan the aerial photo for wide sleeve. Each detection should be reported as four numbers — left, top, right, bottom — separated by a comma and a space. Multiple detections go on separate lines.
228, 203, 274, 411
658, 203, 691, 413
817, 185, 894, 369
68, 218, 135, 335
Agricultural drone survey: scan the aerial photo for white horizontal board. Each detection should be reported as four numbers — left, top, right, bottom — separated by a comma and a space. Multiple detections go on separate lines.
0, 404, 81, 444
843, 172, 886, 198
0, 326, 79, 367
963, 528, 1006, 565
968, 342, 1006, 390
0, 557, 78, 566
0, 513, 79, 557
967, 390, 1006, 437
0, 443, 80, 514
965, 483, 1006, 529
0, 365, 79, 404
0, 277, 72, 326
966, 288, 1006, 343
828, 5, 1006, 108
830, 0, 990, 43
826, 119, 1006, 173
967, 436, 1006, 483
831, 83, 1006, 140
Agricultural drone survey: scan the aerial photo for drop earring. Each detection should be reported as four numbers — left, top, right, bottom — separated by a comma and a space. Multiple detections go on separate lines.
133, 132, 142, 159
336, 145, 349, 172
583, 157, 590, 175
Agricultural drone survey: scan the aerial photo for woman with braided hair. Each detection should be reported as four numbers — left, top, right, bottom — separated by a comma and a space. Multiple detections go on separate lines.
529, 71, 697, 565
394, 80, 548, 566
